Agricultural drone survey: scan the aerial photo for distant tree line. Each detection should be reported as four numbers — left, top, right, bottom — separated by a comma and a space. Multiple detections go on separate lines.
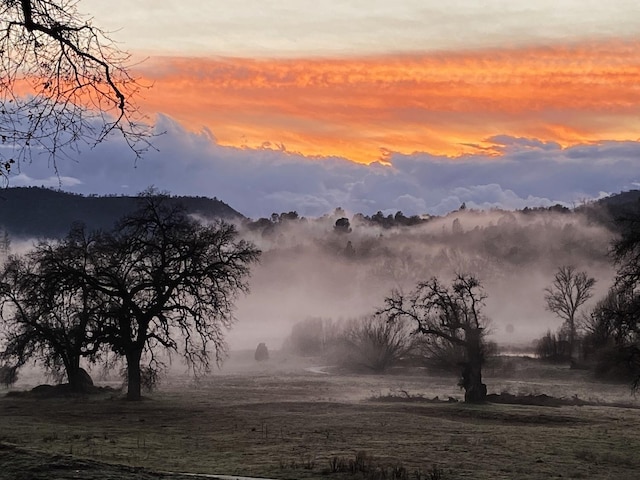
242, 203, 613, 275
271, 195, 639, 404
244, 208, 427, 235
243, 192, 640, 242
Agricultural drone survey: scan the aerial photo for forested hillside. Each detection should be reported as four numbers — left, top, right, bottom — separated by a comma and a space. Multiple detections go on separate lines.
0, 187, 243, 238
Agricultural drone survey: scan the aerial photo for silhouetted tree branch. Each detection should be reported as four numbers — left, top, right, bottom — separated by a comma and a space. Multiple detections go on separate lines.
0, 0, 153, 180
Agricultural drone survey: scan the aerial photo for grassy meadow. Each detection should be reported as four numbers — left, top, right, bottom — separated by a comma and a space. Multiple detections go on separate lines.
1, 351, 640, 480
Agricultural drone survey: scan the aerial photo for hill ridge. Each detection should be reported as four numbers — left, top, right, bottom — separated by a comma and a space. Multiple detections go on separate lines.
0, 187, 243, 238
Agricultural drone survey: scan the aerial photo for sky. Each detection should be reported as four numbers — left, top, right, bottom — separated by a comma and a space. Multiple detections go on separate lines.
11, 1, 640, 218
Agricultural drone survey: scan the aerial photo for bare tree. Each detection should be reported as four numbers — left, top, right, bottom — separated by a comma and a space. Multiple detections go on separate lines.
0, 224, 107, 391
63, 192, 260, 400
583, 286, 635, 351
544, 265, 596, 359
379, 274, 490, 403
611, 208, 640, 327
607, 210, 640, 390
0, 0, 151, 180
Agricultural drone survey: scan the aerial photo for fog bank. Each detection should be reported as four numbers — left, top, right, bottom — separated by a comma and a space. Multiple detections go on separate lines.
230, 208, 615, 350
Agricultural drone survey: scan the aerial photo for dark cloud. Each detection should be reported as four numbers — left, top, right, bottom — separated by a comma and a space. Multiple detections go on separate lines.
10, 115, 640, 218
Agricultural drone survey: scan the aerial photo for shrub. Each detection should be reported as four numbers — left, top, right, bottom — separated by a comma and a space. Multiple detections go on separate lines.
335, 315, 411, 373
254, 343, 269, 361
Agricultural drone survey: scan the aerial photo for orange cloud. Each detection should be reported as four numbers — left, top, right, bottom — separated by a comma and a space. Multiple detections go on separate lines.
136, 40, 640, 163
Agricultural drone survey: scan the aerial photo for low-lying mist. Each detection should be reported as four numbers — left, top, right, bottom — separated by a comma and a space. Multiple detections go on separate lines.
2, 205, 618, 360
229, 207, 616, 351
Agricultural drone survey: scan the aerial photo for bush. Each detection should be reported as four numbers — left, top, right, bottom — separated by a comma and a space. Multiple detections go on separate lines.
254, 342, 269, 361
335, 315, 411, 373
412, 336, 466, 372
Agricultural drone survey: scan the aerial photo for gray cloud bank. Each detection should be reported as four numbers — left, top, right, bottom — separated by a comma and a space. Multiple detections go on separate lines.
10, 115, 640, 218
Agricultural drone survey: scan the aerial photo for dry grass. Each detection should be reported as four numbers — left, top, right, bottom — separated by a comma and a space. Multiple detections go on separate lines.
1, 352, 640, 480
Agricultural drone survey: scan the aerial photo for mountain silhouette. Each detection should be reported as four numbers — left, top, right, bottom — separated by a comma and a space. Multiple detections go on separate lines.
0, 187, 243, 238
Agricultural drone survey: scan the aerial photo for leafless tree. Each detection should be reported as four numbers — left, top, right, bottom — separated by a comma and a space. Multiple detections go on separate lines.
379, 274, 490, 403
0, 0, 152, 180
0, 224, 107, 391
65, 191, 260, 400
544, 265, 596, 358
1, 192, 261, 400
583, 286, 635, 350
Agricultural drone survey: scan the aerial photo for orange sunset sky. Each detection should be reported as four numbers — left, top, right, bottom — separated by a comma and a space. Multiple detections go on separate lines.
83, 0, 640, 165
137, 41, 640, 163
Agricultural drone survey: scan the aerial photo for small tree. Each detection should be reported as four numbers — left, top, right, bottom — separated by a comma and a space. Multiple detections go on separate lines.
379, 274, 490, 403
544, 266, 596, 359
334, 217, 352, 234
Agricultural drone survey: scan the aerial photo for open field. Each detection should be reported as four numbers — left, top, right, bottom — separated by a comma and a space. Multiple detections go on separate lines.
2, 352, 640, 480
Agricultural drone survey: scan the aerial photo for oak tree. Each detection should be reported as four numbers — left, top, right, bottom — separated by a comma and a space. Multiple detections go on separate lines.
0, 224, 106, 391
379, 274, 490, 402
76, 193, 260, 400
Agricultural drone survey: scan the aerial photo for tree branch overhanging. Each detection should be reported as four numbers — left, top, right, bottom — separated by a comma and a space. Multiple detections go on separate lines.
1, 0, 154, 181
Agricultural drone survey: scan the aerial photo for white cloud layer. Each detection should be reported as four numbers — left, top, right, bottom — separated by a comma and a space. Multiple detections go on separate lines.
83, 0, 640, 57
10, 115, 640, 219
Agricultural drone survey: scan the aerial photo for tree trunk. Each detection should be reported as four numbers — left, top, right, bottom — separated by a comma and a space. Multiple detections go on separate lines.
462, 360, 486, 403
126, 348, 143, 401
568, 316, 575, 360
65, 356, 85, 393
461, 329, 487, 403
